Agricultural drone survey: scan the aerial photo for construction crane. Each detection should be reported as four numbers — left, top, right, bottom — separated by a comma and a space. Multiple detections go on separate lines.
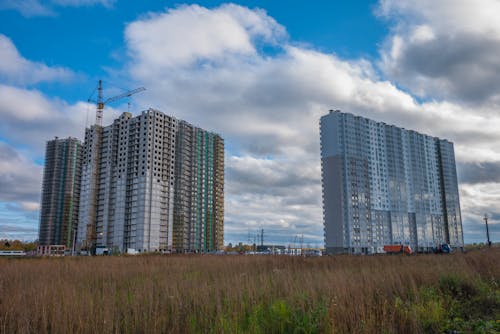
88, 80, 146, 126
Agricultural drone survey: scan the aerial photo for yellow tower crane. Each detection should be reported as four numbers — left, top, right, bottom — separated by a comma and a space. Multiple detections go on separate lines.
82, 80, 145, 253
88, 80, 146, 126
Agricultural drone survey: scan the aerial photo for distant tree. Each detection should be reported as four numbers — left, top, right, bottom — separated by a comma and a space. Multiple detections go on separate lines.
0, 239, 38, 251
223, 242, 256, 252
23, 241, 38, 252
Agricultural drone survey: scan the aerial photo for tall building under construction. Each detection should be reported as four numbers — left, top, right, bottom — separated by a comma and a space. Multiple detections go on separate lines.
39, 137, 82, 248
77, 109, 224, 253
320, 110, 463, 254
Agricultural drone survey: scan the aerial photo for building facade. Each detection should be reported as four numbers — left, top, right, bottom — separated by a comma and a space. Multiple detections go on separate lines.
320, 110, 463, 254
77, 109, 224, 253
39, 137, 82, 248
173, 121, 225, 252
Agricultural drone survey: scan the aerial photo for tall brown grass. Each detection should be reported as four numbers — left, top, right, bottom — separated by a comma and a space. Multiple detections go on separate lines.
0, 248, 499, 333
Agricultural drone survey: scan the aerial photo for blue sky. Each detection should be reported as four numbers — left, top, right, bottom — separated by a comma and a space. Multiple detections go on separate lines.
0, 0, 499, 245
2, 1, 387, 54
0, 1, 387, 103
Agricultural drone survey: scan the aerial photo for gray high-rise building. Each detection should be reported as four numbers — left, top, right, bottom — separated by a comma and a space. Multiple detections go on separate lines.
39, 137, 82, 248
320, 110, 463, 254
77, 109, 224, 253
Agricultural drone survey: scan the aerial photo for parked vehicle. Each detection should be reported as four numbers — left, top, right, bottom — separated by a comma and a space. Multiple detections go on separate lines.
433, 243, 452, 254
126, 248, 139, 255
95, 246, 110, 255
383, 245, 413, 255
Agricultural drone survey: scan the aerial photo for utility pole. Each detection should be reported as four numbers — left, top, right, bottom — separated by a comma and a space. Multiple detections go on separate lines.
484, 214, 492, 247
261, 228, 264, 247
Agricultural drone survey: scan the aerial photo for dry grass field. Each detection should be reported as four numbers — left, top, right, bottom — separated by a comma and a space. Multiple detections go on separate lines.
1, 248, 499, 333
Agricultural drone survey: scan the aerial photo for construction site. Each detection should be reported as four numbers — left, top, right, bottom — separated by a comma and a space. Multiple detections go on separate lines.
40, 81, 224, 254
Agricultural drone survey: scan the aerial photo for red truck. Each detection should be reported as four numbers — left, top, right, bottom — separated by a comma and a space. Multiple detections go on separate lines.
383, 245, 413, 255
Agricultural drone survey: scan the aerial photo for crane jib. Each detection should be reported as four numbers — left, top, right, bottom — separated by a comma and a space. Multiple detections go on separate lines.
89, 80, 146, 127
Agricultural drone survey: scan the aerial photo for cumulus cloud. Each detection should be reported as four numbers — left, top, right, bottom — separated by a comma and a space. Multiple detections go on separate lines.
0, 0, 115, 17
0, 84, 122, 152
224, 156, 323, 244
0, 143, 42, 204
125, 4, 286, 72
0, 35, 74, 85
459, 182, 500, 243
377, 0, 500, 103
458, 162, 500, 184
226, 156, 320, 195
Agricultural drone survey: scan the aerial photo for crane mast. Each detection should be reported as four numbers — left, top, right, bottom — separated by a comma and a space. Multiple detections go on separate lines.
82, 80, 145, 253
96, 80, 104, 126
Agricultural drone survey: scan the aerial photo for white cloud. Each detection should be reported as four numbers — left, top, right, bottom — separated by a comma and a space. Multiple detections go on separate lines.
0, 83, 123, 153
377, 0, 500, 103
125, 4, 286, 74
0, 142, 43, 204
0, 0, 115, 17
0, 35, 74, 85
0, 0, 54, 17
377, 0, 500, 37
409, 25, 435, 44
460, 183, 500, 216
225, 155, 323, 244
0, 89, 76, 149
0, 84, 54, 121
20, 202, 40, 211
52, 0, 115, 7
459, 182, 500, 243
